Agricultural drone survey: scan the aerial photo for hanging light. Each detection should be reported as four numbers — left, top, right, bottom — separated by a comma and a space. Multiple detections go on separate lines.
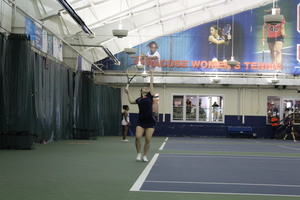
271, 79, 279, 84
141, 70, 148, 77
136, 47, 144, 69
112, 1, 128, 38
132, 45, 143, 69
212, 77, 221, 83
227, 14, 239, 67
264, 0, 283, 25
124, 48, 136, 55
271, 74, 279, 84
141, 56, 148, 77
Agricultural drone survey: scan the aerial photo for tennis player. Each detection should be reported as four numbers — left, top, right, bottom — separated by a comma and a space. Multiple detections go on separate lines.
262, 6, 286, 65
208, 25, 231, 62
121, 105, 130, 142
131, 41, 161, 72
124, 67, 156, 162
283, 120, 297, 142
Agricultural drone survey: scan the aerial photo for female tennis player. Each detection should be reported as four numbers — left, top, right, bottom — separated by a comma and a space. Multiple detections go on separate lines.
121, 105, 130, 142
131, 41, 161, 71
208, 25, 231, 62
262, 6, 286, 65
283, 120, 297, 142
124, 67, 156, 162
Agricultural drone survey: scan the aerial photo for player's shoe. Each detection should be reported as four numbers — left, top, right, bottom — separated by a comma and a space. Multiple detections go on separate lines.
142, 156, 148, 162
136, 153, 142, 162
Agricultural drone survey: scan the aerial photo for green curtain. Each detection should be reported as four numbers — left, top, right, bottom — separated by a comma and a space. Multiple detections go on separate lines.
73, 72, 96, 138
1, 34, 34, 133
0, 33, 6, 133
72, 72, 122, 138
93, 84, 122, 136
32, 53, 71, 141
0, 33, 122, 142
102, 86, 122, 136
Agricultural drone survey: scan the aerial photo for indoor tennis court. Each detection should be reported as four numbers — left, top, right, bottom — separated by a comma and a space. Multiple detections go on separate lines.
2, 1, 300, 200
132, 137, 300, 197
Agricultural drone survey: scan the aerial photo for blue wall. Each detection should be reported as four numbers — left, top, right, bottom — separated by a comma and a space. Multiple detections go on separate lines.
129, 114, 272, 138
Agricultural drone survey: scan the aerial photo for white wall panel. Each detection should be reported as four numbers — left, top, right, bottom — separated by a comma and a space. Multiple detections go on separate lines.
0, 0, 12, 32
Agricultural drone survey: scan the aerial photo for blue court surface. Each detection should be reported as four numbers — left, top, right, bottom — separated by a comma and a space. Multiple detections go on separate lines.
131, 138, 300, 197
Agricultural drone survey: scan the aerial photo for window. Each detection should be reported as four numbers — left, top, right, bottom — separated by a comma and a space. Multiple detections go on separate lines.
173, 95, 183, 120
172, 94, 224, 122
267, 96, 280, 124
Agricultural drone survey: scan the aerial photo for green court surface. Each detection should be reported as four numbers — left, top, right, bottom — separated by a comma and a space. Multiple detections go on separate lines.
0, 136, 299, 200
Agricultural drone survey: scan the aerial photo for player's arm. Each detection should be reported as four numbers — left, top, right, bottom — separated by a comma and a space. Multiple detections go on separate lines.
125, 89, 136, 104
146, 55, 158, 60
262, 23, 267, 43
149, 67, 154, 95
130, 54, 139, 59
209, 35, 225, 45
223, 35, 231, 45
281, 23, 286, 37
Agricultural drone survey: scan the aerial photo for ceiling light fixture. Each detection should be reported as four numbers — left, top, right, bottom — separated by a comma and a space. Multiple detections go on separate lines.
136, 45, 144, 69
271, 79, 279, 84
263, 0, 283, 25
112, 1, 128, 38
270, 74, 279, 84
212, 76, 221, 83
227, 14, 239, 67
124, 48, 136, 55
141, 55, 148, 77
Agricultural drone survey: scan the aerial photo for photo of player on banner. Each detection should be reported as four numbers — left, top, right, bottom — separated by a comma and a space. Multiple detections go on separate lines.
130, 41, 162, 72
262, 6, 286, 70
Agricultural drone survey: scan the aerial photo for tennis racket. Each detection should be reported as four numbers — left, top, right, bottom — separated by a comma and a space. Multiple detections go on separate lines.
222, 24, 231, 35
126, 65, 139, 90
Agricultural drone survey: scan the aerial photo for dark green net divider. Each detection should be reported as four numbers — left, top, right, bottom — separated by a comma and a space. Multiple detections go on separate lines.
0, 33, 121, 148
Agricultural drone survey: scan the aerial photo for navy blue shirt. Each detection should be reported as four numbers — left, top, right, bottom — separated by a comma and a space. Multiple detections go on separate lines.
136, 92, 156, 126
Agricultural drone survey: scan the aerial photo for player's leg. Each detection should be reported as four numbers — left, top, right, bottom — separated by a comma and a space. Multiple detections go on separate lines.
142, 128, 155, 162
274, 41, 283, 64
135, 126, 144, 161
268, 42, 276, 63
122, 125, 126, 140
283, 133, 288, 140
122, 125, 129, 141
291, 132, 297, 142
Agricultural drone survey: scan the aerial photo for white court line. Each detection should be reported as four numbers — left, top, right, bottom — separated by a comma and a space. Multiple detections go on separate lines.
278, 145, 300, 151
159, 137, 168, 150
145, 180, 300, 188
130, 153, 159, 191
138, 189, 300, 198
245, 139, 261, 143
160, 154, 300, 160
159, 142, 166, 150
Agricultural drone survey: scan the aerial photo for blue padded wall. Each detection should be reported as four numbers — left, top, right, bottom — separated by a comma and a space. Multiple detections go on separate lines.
128, 114, 272, 138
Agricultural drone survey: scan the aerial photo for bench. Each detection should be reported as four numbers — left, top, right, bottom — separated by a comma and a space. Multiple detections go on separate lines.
227, 126, 254, 138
